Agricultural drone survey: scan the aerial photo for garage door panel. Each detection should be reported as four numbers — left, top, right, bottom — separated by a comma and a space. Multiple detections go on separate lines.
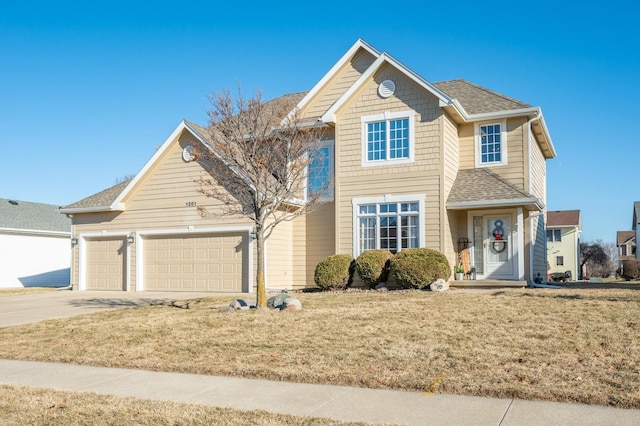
86, 237, 126, 291
144, 233, 246, 292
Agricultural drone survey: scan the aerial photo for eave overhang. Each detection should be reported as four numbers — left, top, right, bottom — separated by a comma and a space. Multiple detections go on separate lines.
447, 197, 545, 212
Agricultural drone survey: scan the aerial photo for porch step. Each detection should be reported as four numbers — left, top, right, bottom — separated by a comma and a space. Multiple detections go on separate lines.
451, 279, 526, 288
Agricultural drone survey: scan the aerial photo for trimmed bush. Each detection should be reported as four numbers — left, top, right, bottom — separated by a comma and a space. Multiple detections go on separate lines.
621, 260, 640, 280
314, 254, 355, 290
355, 250, 393, 289
390, 248, 451, 289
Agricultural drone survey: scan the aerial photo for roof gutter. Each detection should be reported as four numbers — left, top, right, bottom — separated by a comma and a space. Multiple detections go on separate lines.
0, 227, 70, 237
447, 197, 545, 211
59, 205, 124, 214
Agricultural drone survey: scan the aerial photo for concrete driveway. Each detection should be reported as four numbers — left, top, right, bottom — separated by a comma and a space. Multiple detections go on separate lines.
0, 290, 235, 328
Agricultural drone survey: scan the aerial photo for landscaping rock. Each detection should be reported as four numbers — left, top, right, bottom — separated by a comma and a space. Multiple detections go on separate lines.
267, 294, 291, 309
375, 282, 388, 292
430, 278, 449, 292
230, 299, 255, 310
283, 297, 302, 310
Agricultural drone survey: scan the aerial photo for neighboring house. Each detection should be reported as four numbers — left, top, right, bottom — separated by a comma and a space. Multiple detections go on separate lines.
616, 230, 635, 272
61, 39, 556, 292
0, 198, 71, 288
546, 210, 581, 281
632, 201, 640, 260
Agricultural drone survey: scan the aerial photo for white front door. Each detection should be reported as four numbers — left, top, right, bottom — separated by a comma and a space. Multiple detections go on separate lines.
472, 214, 516, 279
484, 216, 513, 277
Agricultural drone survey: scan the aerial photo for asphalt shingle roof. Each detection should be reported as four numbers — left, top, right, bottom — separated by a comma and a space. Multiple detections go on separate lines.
433, 79, 531, 115
617, 230, 635, 246
63, 180, 132, 210
447, 169, 537, 205
0, 198, 70, 233
547, 210, 580, 227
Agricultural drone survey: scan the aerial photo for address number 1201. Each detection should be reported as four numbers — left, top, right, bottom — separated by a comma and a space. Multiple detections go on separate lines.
186, 202, 197, 207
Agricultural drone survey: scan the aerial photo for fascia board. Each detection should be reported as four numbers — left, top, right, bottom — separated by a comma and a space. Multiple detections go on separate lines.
59, 205, 123, 214
110, 121, 191, 209
532, 112, 557, 158
447, 198, 544, 211
464, 107, 542, 122
321, 53, 454, 124
0, 227, 71, 237
282, 39, 382, 125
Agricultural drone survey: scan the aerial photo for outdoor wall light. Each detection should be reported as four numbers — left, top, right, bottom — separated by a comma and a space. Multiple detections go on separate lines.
71, 238, 78, 246
127, 234, 135, 244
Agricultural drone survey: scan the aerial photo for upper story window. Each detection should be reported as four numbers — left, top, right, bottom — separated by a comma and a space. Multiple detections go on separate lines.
546, 229, 561, 242
307, 141, 334, 201
556, 256, 564, 266
475, 120, 507, 167
361, 111, 415, 167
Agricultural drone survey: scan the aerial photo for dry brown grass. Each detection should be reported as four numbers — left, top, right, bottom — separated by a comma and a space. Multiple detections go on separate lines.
0, 287, 57, 297
0, 288, 638, 408
0, 384, 369, 425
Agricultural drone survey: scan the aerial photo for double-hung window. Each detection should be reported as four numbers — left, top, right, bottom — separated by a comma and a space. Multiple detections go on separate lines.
361, 111, 415, 166
475, 120, 507, 167
546, 229, 561, 242
353, 195, 424, 255
307, 141, 334, 200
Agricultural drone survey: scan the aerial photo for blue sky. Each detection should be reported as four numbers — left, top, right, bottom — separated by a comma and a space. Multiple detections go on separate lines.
1, 1, 638, 243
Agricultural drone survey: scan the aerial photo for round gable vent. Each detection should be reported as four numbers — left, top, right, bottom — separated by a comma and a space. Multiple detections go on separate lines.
182, 145, 195, 162
378, 80, 396, 98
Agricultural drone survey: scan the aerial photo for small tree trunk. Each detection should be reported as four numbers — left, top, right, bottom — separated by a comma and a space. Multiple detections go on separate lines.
255, 232, 267, 308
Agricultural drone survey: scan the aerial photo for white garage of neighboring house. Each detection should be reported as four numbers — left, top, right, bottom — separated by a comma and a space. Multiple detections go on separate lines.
0, 198, 71, 288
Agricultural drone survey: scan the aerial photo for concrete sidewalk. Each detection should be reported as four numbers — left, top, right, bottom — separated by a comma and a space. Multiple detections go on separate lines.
1, 359, 638, 425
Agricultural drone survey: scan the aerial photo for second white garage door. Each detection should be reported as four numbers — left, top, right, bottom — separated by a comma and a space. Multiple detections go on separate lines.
142, 232, 247, 292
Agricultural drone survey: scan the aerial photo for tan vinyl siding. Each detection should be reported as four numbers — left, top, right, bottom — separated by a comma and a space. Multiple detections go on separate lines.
459, 118, 528, 192
288, 203, 337, 290
529, 132, 546, 201
531, 212, 547, 282
333, 64, 445, 256
494, 117, 527, 190
301, 49, 377, 120
265, 219, 293, 289
441, 113, 460, 264
442, 113, 460, 196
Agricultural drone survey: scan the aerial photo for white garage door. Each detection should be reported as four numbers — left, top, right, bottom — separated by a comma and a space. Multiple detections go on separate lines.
85, 237, 126, 290
143, 232, 246, 292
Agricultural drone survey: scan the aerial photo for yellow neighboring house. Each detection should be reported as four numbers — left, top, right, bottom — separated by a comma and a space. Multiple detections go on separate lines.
61, 39, 557, 293
546, 210, 581, 281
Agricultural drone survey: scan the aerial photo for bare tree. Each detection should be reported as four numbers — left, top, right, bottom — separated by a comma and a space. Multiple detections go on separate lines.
194, 88, 328, 308
580, 240, 615, 278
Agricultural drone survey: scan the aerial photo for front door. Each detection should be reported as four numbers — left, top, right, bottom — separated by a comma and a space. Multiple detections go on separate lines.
472, 214, 515, 279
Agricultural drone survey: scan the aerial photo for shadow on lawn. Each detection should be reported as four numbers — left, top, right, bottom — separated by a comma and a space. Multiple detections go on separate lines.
67, 298, 174, 309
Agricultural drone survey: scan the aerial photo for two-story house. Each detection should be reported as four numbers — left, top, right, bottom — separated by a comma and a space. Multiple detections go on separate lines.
61, 39, 556, 292
546, 210, 581, 281
616, 230, 635, 272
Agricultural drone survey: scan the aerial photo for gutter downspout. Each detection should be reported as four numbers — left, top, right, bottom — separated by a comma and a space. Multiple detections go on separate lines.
528, 212, 545, 286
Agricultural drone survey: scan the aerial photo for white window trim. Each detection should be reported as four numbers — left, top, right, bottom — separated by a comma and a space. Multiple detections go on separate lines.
475, 119, 507, 167
361, 111, 415, 167
351, 194, 425, 258
305, 140, 334, 202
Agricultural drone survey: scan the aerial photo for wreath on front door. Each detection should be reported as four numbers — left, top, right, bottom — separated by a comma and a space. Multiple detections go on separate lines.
491, 220, 507, 253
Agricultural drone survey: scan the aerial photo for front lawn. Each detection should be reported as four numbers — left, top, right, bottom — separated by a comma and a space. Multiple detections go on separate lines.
0, 288, 638, 408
